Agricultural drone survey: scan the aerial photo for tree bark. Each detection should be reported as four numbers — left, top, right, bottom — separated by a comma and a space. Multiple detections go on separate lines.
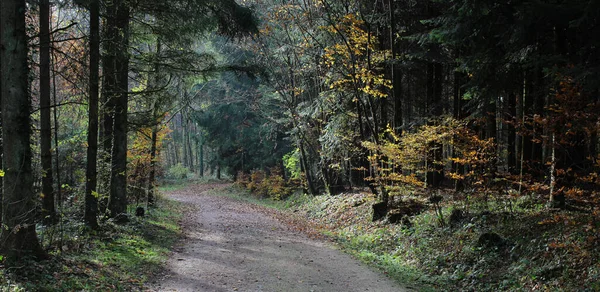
506, 91, 517, 173
0, 16, 3, 227
147, 126, 158, 206
40, 0, 56, 224
147, 40, 162, 207
108, 0, 130, 220
427, 62, 444, 187
85, 0, 100, 229
0, 0, 45, 260
100, 0, 117, 213
199, 140, 204, 176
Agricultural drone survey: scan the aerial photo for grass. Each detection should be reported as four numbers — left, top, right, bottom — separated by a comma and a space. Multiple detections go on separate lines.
0, 194, 188, 291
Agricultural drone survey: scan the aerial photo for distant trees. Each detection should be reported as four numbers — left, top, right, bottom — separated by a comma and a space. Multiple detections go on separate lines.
205, 0, 598, 215
0, 0, 258, 260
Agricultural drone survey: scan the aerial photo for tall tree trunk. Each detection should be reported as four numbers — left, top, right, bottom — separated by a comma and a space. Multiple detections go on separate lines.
52, 48, 62, 211
108, 0, 130, 220
388, 0, 402, 131
299, 142, 316, 195
199, 140, 204, 177
452, 68, 465, 191
40, 0, 56, 224
147, 126, 158, 206
506, 91, 517, 173
486, 98, 497, 140
147, 40, 162, 207
427, 63, 444, 187
182, 114, 188, 168
0, 0, 45, 260
187, 120, 194, 170
84, 0, 100, 229
173, 130, 180, 164
0, 23, 3, 226
100, 0, 117, 214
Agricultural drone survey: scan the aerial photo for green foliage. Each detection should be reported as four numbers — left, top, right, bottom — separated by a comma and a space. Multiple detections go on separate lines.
283, 149, 302, 180
166, 163, 190, 180
191, 71, 291, 176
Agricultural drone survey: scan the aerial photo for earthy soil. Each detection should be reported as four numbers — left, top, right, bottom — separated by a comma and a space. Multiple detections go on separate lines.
150, 183, 407, 292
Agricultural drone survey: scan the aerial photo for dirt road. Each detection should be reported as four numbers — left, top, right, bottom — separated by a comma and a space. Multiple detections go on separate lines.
151, 183, 407, 292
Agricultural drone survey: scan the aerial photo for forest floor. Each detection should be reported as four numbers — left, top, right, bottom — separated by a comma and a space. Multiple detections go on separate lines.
149, 183, 408, 292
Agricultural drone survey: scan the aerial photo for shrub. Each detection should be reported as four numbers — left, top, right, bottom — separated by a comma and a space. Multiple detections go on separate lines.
237, 168, 293, 200
235, 171, 250, 188
166, 163, 189, 180
283, 149, 302, 180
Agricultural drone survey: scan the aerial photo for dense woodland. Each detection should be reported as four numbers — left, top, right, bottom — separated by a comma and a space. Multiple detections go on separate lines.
1, 0, 600, 280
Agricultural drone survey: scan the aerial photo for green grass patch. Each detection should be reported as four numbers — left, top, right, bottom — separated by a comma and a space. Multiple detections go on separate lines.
0, 196, 187, 291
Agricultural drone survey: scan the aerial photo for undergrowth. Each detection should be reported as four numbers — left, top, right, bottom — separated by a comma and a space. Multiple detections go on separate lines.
291, 192, 600, 291
0, 195, 187, 291
229, 183, 600, 291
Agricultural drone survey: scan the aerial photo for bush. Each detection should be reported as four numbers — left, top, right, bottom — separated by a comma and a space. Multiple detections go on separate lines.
235, 171, 250, 188
236, 168, 293, 200
283, 149, 302, 180
166, 163, 189, 180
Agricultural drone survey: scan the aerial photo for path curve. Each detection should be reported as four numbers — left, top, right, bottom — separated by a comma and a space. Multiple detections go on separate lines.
151, 183, 408, 292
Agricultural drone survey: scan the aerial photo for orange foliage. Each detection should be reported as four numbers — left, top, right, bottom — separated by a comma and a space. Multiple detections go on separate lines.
127, 125, 171, 200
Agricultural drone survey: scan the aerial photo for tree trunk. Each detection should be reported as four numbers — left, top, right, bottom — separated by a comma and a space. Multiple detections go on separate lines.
427, 63, 444, 188
187, 120, 194, 170
147, 39, 162, 207
299, 142, 317, 195
100, 0, 117, 213
182, 114, 188, 168
199, 141, 204, 177
486, 97, 497, 140
147, 126, 158, 206
108, 0, 130, 220
40, 0, 56, 224
84, 0, 100, 229
452, 69, 465, 191
0, 0, 45, 260
388, 0, 402, 131
506, 91, 517, 174
0, 21, 3, 227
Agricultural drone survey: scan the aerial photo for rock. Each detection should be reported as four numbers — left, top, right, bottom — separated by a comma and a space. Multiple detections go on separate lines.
428, 195, 443, 204
449, 209, 464, 226
387, 210, 404, 224
112, 213, 130, 224
372, 201, 388, 221
135, 206, 145, 217
477, 232, 505, 249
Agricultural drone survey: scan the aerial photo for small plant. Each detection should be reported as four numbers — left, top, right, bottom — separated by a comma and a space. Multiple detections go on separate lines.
283, 149, 302, 180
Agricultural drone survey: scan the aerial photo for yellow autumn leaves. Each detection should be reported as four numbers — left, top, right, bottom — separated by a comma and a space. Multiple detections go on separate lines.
322, 13, 392, 99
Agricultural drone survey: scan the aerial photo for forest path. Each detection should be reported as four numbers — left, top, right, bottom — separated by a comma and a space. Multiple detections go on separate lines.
150, 183, 408, 292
